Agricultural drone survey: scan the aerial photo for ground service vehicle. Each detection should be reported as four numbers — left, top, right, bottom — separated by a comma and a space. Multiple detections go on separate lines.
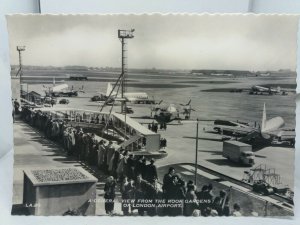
59, 99, 70, 104
222, 140, 254, 166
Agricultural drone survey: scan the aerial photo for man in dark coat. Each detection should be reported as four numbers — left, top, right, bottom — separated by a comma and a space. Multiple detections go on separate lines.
134, 174, 151, 216
134, 156, 144, 179
162, 167, 175, 198
167, 175, 185, 216
126, 154, 136, 180
196, 185, 213, 216
145, 158, 158, 184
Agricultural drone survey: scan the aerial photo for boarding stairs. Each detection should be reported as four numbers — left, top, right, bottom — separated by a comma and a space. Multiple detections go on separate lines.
119, 134, 143, 150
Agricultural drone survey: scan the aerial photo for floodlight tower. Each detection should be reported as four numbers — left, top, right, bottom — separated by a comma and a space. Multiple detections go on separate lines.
118, 29, 134, 113
16, 46, 26, 100
16, 46, 26, 78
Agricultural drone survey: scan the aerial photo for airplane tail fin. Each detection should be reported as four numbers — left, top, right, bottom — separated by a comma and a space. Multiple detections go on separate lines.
277, 86, 281, 93
106, 82, 113, 96
261, 103, 267, 132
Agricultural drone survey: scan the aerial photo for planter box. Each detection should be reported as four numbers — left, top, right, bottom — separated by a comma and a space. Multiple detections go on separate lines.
23, 167, 97, 216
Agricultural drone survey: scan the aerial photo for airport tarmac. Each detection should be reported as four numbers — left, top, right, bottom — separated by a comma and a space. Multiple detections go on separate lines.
23, 70, 296, 190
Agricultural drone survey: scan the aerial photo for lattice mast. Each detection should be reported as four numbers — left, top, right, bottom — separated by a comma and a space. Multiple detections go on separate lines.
118, 29, 135, 113
16, 46, 25, 78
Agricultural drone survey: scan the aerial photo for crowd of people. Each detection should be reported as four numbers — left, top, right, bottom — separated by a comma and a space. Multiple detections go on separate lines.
19, 106, 245, 217
104, 166, 246, 217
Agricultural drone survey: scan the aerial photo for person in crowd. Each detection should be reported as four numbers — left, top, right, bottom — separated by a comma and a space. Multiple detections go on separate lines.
162, 167, 176, 199
77, 130, 84, 160
104, 176, 116, 215
116, 150, 127, 181
184, 183, 198, 216
222, 198, 230, 216
168, 175, 185, 216
106, 141, 115, 174
141, 158, 147, 179
108, 150, 116, 176
82, 112, 87, 122
210, 209, 219, 217
134, 156, 145, 179
148, 123, 152, 130
66, 128, 73, 155
192, 209, 201, 217
120, 176, 135, 216
147, 178, 163, 216
101, 115, 105, 124
142, 137, 146, 147
203, 207, 212, 217
153, 123, 158, 133
196, 185, 213, 216
160, 123, 163, 130
70, 128, 76, 156
213, 190, 228, 216
207, 183, 215, 199
232, 203, 242, 217
90, 115, 95, 123
134, 174, 150, 216
90, 133, 98, 165
145, 158, 158, 184
102, 141, 109, 173
73, 129, 79, 157
97, 140, 106, 169
82, 133, 89, 162
125, 154, 136, 180
86, 133, 94, 164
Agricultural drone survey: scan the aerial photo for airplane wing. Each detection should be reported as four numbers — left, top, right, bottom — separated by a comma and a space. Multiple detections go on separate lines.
262, 129, 295, 139
212, 125, 256, 136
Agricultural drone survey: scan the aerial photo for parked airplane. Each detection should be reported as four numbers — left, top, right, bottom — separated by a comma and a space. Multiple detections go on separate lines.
150, 99, 195, 123
44, 78, 84, 97
249, 85, 288, 95
212, 119, 257, 137
91, 83, 155, 104
197, 103, 295, 149
259, 103, 294, 143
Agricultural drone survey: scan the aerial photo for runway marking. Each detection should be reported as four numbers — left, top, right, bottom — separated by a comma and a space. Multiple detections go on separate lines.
181, 171, 194, 176
180, 165, 219, 180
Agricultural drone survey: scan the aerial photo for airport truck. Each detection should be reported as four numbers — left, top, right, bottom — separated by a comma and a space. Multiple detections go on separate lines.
222, 140, 255, 166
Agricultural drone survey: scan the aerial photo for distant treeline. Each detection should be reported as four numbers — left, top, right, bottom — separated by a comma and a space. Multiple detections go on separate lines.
10, 65, 189, 74
191, 69, 252, 76
191, 69, 296, 77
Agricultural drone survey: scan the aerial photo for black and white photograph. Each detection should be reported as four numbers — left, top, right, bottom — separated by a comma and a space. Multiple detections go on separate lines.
7, 14, 298, 217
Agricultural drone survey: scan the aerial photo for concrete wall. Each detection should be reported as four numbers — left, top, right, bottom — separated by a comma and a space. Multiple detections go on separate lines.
23, 173, 97, 216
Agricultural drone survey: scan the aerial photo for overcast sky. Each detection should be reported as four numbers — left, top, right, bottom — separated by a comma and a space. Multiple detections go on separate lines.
6, 14, 299, 71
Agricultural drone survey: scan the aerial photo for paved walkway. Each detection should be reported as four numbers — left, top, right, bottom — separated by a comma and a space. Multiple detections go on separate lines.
12, 119, 123, 216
